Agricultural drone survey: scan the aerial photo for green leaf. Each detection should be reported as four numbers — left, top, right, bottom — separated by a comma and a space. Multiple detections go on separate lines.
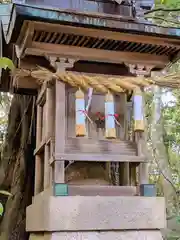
0, 202, 4, 216
176, 216, 180, 223
0, 190, 12, 196
0, 57, 14, 71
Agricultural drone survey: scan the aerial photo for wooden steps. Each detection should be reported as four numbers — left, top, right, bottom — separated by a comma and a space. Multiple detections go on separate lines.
65, 138, 137, 155
50, 138, 147, 163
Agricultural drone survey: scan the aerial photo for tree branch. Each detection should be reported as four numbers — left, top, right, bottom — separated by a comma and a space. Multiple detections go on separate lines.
145, 16, 180, 25
144, 8, 180, 15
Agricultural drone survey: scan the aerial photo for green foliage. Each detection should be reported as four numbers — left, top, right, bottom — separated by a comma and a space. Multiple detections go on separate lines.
0, 57, 13, 217
0, 202, 3, 216
146, 0, 180, 27
0, 191, 11, 216
144, 84, 180, 240
0, 57, 14, 71
155, 0, 180, 9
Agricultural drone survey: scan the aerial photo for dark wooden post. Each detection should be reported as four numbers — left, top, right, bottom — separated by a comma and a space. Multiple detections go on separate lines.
51, 58, 75, 191
122, 93, 130, 185
34, 101, 43, 195
127, 64, 153, 187
54, 79, 66, 183
44, 86, 54, 189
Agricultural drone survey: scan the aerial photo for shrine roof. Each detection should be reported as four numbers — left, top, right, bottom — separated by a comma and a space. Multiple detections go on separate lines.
4, 3, 180, 44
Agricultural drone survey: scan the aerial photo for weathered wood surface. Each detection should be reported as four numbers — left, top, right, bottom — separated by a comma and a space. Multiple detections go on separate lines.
65, 138, 137, 155
27, 42, 169, 67
54, 80, 66, 183
32, 21, 180, 48
55, 153, 145, 162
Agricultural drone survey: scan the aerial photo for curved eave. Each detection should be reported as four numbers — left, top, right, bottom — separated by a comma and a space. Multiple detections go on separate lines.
5, 3, 180, 45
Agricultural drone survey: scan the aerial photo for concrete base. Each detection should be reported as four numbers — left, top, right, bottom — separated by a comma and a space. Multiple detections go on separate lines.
27, 193, 166, 240
29, 231, 163, 240
27, 194, 166, 231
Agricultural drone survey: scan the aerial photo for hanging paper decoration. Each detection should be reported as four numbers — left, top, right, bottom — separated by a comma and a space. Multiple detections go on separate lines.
105, 92, 116, 139
133, 87, 144, 131
86, 88, 93, 112
75, 89, 86, 137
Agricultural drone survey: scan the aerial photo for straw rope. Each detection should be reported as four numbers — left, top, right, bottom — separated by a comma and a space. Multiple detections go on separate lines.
81, 74, 107, 93
14, 67, 180, 92
110, 77, 137, 90
58, 73, 77, 87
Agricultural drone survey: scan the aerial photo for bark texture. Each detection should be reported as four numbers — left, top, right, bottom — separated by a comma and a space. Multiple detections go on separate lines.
0, 95, 35, 240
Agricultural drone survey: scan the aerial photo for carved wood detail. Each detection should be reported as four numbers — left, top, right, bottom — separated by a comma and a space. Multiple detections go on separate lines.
126, 63, 154, 76
49, 57, 76, 72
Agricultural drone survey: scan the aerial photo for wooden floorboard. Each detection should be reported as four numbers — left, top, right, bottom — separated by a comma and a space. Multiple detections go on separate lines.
55, 153, 146, 162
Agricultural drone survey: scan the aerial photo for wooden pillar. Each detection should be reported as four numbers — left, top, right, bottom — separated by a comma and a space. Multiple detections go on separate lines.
44, 86, 54, 189
130, 163, 137, 185
127, 63, 153, 186
34, 155, 43, 195
36, 105, 42, 144
49, 58, 75, 187
122, 94, 130, 185
54, 80, 66, 183
34, 106, 43, 195
44, 145, 50, 189
135, 89, 148, 185
46, 86, 55, 139
137, 132, 149, 184
127, 102, 133, 141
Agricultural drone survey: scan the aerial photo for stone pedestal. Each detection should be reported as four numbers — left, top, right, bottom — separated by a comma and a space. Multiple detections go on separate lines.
27, 193, 166, 240
29, 231, 163, 240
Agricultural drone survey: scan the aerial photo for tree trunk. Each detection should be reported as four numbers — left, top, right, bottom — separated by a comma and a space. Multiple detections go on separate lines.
0, 95, 35, 240
151, 86, 176, 216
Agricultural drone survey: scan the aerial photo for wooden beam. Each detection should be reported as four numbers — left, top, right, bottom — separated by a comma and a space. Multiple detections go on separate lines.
18, 56, 53, 70
43, 87, 54, 189
46, 86, 55, 139
54, 153, 146, 162
13, 76, 38, 90
34, 155, 43, 195
34, 140, 46, 156
33, 21, 180, 48
44, 144, 50, 189
36, 82, 47, 106
15, 22, 34, 58
36, 106, 43, 146
26, 42, 169, 67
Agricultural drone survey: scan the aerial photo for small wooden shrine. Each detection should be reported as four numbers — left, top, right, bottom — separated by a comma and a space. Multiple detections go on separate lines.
1, 1, 180, 239
17, 62, 150, 193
